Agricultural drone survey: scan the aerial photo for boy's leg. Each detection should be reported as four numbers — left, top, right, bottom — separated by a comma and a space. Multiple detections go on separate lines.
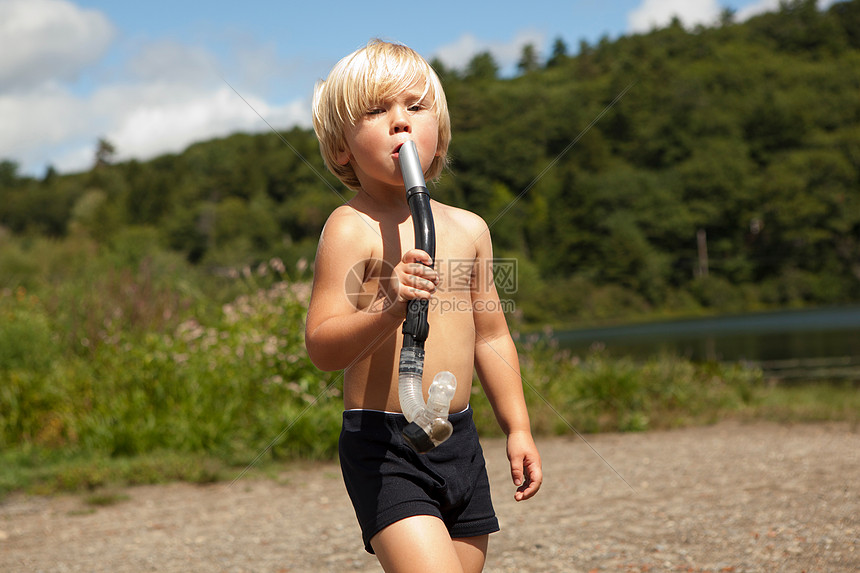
371, 515, 487, 573
453, 535, 489, 573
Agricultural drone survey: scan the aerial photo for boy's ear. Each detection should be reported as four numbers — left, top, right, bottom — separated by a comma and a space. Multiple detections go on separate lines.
336, 147, 351, 166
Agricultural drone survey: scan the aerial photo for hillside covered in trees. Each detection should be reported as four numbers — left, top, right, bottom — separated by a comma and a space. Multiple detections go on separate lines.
2, 0, 859, 325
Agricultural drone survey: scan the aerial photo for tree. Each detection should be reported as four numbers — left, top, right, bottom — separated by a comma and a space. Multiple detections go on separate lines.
428, 57, 456, 81
832, 0, 860, 49
464, 52, 498, 81
95, 138, 116, 169
42, 165, 58, 184
546, 37, 569, 67
0, 160, 19, 188
517, 43, 540, 74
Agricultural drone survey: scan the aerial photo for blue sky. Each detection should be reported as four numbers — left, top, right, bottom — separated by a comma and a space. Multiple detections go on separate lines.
0, 0, 842, 176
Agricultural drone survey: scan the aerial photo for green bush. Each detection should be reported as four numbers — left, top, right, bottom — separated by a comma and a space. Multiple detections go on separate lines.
66, 279, 339, 460
0, 259, 340, 469
0, 290, 60, 372
476, 335, 766, 436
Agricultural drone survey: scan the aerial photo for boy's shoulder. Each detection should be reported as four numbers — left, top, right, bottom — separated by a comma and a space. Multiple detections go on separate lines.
316, 204, 382, 258
321, 204, 375, 239
433, 201, 490, 242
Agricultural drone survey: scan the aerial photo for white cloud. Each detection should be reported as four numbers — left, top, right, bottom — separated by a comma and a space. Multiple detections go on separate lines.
0, 80, 117, 173
734, 0, 782, 20
433, 28, 546, 73
53, 145, 97, 174
735, 0, 841, 21
434, 34, 484, 70
628, 0, 723, 33
0, 86, 93, 151
228, 41, 294, 96
0, 0, 114, 91
105, 86, 308, 164
126, 40, 220, 86
0, 4, 310, 176
3, 81, 309, 174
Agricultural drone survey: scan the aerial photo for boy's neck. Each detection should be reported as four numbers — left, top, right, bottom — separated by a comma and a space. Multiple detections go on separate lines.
350, 183, 412, 216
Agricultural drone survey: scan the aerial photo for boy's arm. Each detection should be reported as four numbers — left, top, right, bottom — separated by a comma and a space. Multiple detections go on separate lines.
305, 208, 437, 371
470, 219, 542, 501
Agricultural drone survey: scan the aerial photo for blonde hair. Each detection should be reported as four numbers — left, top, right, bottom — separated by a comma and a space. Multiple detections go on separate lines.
312, 39, 451, 191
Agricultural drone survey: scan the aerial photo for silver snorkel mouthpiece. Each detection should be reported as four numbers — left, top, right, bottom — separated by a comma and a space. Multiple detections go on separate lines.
399, 140, 427, 192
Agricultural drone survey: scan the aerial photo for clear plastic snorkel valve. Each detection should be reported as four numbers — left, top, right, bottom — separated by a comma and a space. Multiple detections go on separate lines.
399, 364, 458, 450
397, 140, 457, 453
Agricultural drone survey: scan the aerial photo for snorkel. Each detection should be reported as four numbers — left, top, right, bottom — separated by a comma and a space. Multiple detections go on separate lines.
397, 140, 457, 453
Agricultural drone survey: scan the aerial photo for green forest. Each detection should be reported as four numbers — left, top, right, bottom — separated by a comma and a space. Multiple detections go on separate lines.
2, 0, 860, 490
3, 0, 860, 324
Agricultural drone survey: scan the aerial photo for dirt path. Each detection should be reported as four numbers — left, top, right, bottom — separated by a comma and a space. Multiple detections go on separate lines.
1, 421, 858, 572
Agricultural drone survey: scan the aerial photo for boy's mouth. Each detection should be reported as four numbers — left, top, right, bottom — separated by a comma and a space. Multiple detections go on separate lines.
393, 143, 405, 157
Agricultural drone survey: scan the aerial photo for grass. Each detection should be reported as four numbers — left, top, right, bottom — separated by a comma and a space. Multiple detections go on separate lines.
734, 381, 860, 424
0, 245, 857, 499
2, 358, 857, 499
0, 449, 230, 497
3, 371, 856, 500
84, 492, 131, 507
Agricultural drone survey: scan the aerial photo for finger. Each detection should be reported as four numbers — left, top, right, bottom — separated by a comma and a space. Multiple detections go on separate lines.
514, 477, 529, 501
399, 265, 438, 292
515, 463, 542, 501
402, 248, 432, 267
406, 263, 437, 283
510, 458, 524, 488
517, 477, 540, 500
401, 271, 437, 293
398, 285, 431, 302
396, 275, 436, 302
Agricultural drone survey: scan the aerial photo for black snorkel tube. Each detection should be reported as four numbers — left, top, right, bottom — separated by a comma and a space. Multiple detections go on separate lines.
397, 140, 457, 454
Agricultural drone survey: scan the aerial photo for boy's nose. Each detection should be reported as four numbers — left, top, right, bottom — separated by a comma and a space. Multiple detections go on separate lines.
391, 108, 411, 133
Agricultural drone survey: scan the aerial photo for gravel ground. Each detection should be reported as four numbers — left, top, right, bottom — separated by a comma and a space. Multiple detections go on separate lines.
1, 421, 858, 572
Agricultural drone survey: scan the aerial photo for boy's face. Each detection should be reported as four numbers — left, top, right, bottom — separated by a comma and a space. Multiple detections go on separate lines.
337, 81, 439, 192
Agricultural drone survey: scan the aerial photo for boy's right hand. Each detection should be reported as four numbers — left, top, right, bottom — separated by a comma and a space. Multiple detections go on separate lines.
393, 249, 438, 307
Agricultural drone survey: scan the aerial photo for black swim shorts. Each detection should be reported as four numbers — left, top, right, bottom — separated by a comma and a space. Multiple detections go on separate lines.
339, 406, 500, 554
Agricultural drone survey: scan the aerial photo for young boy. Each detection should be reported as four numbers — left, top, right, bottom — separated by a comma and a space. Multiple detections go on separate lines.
306, 39, 542, 573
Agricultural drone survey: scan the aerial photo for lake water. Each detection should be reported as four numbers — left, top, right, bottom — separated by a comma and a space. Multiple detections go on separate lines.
553, 306, 860, 381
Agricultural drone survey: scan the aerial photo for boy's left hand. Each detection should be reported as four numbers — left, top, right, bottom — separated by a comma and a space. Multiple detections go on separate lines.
506, 431, 542, 501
